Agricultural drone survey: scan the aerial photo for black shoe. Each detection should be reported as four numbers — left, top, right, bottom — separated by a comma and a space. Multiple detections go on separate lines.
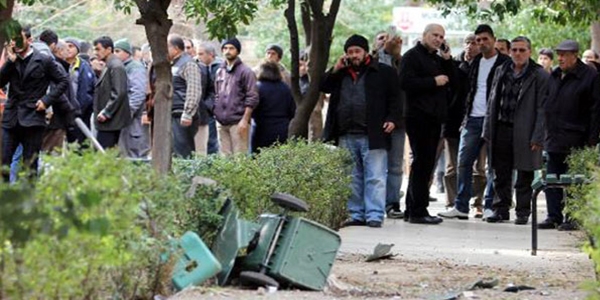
342, 219, 366, 227
558, 222, 578, 231
486, 211, 509, 223
429, 196, 438, 202
367, 221, 382, 228
514, 215, 529, 225
538, 219, 560, 229
386, 204, 404, 219
409, 216, 443, 224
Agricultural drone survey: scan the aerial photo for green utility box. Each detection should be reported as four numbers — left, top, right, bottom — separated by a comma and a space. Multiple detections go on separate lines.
172, 231, 222, 290
268, 217, 341, 290
242, 215, 341, 291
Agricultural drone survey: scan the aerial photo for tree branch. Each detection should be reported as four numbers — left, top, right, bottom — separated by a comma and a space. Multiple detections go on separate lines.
307, 0, 324, 19
300, 0, 311, 47
285, 0, 302, 106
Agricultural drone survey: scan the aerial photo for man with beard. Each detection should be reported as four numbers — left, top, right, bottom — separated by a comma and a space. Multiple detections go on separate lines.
322, 34, 401, 228
0, 25, 69, 181
214, 38, 258, 155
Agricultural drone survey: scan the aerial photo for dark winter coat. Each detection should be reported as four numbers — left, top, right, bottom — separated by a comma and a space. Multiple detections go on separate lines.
0, 48, 70, 129
442, 52, 472, 139
252, 64, 296, 152
93, 54, 131, 131
483, 60, 548, 171
544, 60, 600, 153
321, 59, 402, 150
462, 52, 510, 126
214, 58, 259, 125
399, 42, 457, 123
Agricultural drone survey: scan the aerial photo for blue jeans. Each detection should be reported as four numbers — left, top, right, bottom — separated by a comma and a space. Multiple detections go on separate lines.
207, 116, 219, 154
10, 144, 23, 183
339, 134, 388, 222
454, 117, 486, 213
386, 128, 406, 208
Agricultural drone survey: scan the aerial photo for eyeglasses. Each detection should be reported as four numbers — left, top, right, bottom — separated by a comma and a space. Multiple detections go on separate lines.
510, 48, 528, 53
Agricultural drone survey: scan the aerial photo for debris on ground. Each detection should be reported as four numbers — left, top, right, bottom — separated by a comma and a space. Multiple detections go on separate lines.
365, 243, 396, 262
467, 277, 499, 290
504, 284, 536, 293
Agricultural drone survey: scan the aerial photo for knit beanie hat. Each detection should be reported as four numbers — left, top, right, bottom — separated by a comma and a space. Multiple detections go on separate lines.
221, 37, 242, 53
114, 38, 132, 54
64, 37, 81, 53
344, 34, 369, 53
265, 44, 283, 59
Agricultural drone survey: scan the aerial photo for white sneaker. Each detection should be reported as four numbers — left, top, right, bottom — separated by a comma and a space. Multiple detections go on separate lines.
437, 208, 469, 220
482, 209, 494, 221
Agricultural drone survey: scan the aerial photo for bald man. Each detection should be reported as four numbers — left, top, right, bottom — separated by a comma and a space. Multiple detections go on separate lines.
399, 24, 456, 224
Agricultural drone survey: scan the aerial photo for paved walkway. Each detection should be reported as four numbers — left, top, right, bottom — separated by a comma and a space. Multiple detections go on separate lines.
339, 189, 592, 273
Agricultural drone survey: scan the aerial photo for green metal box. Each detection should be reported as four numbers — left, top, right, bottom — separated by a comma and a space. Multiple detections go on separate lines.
172, 231, 222, 290
268, 217, 341, 290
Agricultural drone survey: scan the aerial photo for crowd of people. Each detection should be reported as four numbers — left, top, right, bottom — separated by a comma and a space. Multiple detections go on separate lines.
1, 22, 599, 233
0, 26, 298, 182
326, 23, 599, 230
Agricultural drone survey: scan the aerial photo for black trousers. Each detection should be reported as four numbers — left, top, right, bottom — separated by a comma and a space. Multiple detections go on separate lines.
2, 124, 45, 182
405, 116, 441, 218
491, 123, 533, 216
97, 130, 121, 149
172, 116, 199, 158
544, 152, 569, 223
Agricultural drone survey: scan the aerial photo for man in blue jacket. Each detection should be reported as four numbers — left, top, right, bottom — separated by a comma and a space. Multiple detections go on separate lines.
1, 25, 69, 181
64, 37, 95, 144
322, 34, 401, 228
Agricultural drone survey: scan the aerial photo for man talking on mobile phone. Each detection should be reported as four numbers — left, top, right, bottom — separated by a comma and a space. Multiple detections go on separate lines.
321, 34, 402, 228
0, 24, 69, 181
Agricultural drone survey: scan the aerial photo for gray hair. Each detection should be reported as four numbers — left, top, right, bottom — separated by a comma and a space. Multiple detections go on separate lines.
199, 42, 217, 56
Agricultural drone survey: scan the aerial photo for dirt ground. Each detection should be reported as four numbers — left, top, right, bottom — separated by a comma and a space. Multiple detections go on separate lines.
170, 252, 595, 300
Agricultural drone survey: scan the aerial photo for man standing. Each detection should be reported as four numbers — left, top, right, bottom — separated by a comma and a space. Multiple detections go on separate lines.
184, 38, 197, 58
371, 30, 406, 219
399, 24, 455, 224
197, 42, 222, 154
439, 24, 509, 221
322, 34, 401, 228
258, 44, 291, 86
168, 35, 203, 158
540, 40, 600, 230
443, 33, 485, 211
214, 38, 258, 156
92, 36, 130, 149
483, 36, 548, 224
1, 25, 69, 181
494, 39, 510, 56
114, 38, 150, 158
64, 37, 95, 144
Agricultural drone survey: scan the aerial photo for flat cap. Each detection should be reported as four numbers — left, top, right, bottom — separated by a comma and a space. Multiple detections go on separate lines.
555, 40, 579, 52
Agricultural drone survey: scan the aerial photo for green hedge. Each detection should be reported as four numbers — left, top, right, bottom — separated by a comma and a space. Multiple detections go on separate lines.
566, 147, 600, 298
0, 139, 352, 299
174, 139, 353, 230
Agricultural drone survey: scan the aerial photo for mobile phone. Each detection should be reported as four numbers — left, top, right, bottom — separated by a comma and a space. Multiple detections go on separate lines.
343, 57, 350, 66
440, 43, 448, 52
387, 25, 397, 39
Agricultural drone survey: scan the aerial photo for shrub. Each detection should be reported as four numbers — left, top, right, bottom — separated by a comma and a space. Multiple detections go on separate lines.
565, 147, 600, 298
0, 148, 224, 299
175, 139, 353, 229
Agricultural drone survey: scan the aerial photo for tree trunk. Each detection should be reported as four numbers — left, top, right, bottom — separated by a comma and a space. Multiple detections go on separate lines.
0, 0, 15, 169
135, 0, 173, 174
285, 0, 302, 106
288, 0, 340, 138
592, 21, 600, 53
